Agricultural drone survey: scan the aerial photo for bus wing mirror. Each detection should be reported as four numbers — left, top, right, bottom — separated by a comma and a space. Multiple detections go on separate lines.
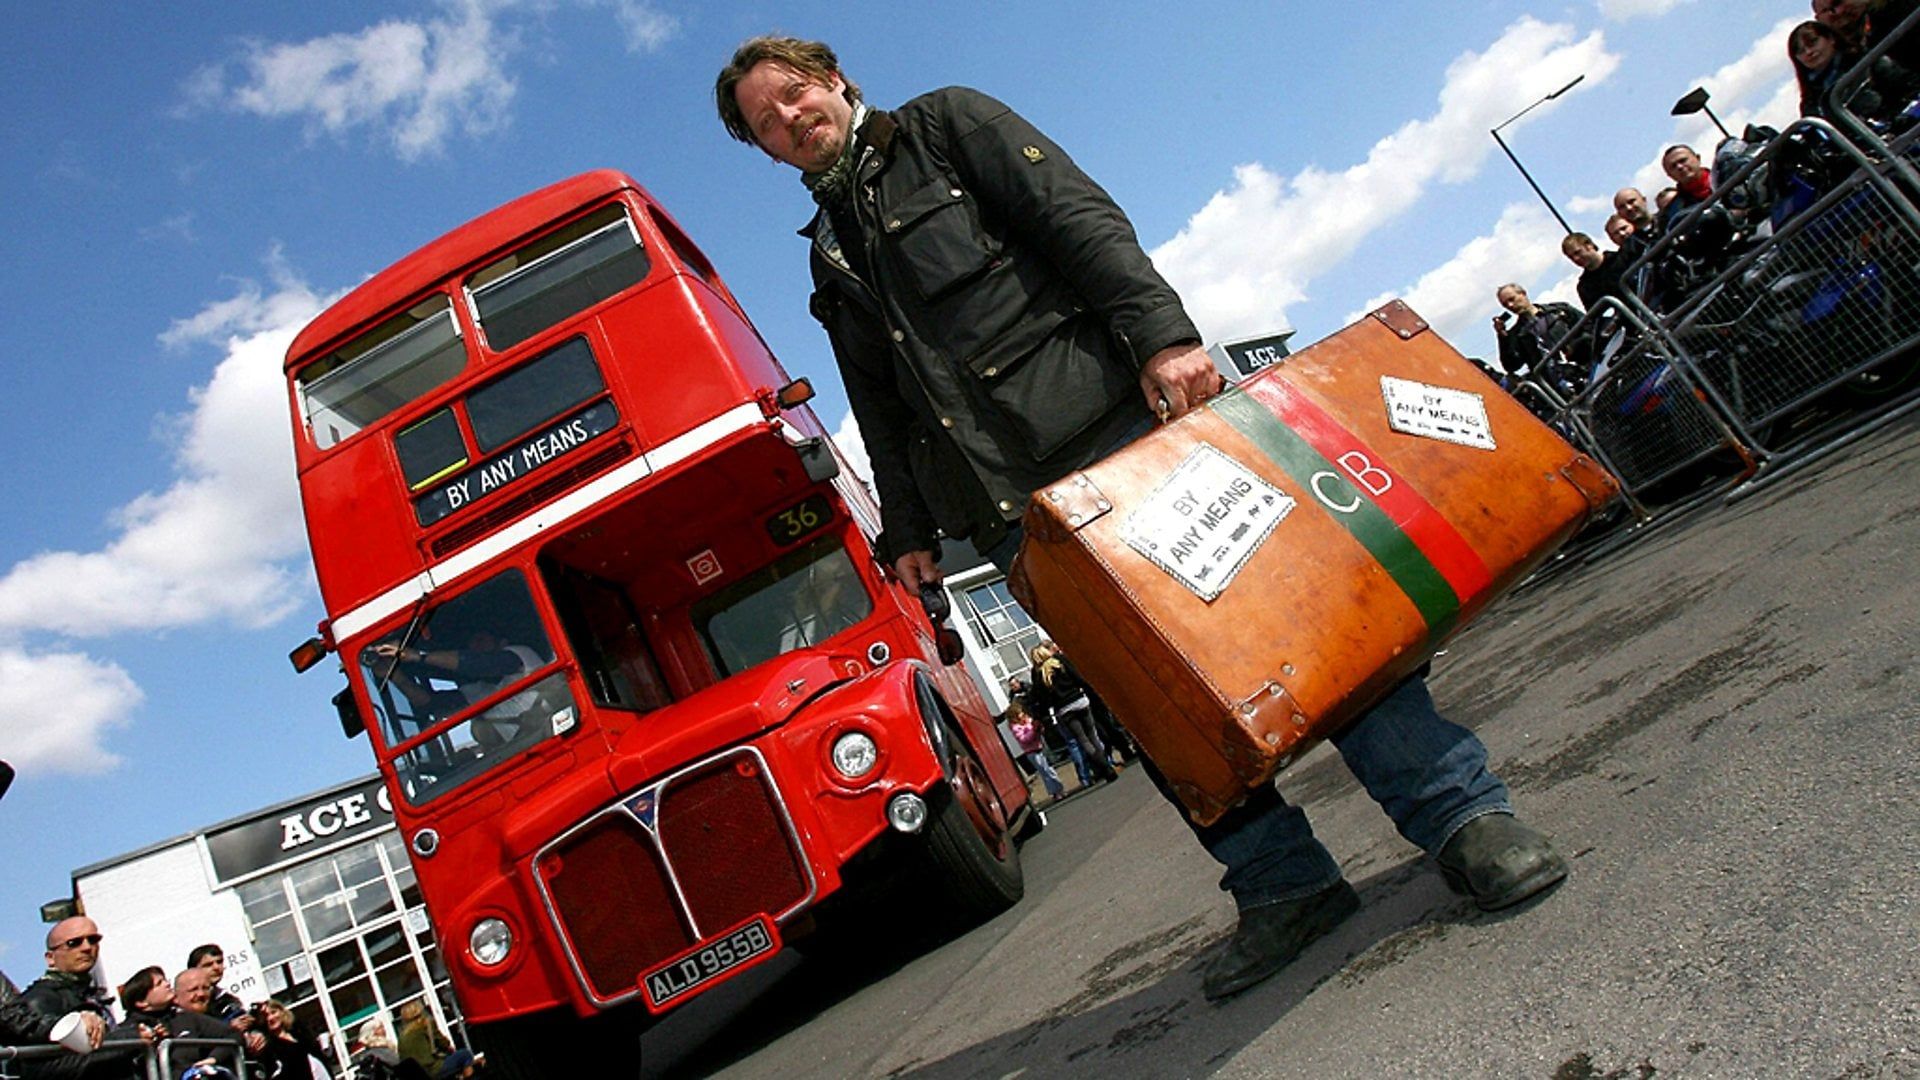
795, 437, 841, 483
289, 636, 330, 673
334, 687, 366, 739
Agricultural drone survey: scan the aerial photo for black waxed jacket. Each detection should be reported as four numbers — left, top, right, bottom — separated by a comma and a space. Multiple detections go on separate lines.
804, 87, 1200, 560
2, 969, 58, 1045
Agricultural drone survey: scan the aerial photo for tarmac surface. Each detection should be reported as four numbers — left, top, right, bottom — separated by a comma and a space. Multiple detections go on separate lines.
637, 414, 1920, 1079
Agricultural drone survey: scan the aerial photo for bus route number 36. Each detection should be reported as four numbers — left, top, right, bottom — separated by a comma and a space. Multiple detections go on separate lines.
641, 917, 779, 1009
765, 494, 834, 547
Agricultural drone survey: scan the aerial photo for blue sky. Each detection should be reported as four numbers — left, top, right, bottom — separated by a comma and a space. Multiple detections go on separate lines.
0, 0, 1795, 965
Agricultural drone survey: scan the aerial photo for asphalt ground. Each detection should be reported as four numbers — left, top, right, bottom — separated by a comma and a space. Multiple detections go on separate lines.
637, 413, 1920, 1080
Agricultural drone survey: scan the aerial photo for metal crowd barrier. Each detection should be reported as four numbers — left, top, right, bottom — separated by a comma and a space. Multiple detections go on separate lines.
1659, 119, 1920, 455
1, 1035, 251, 1080
1547, 298, 1754, 518
1518, 82, 1920, 528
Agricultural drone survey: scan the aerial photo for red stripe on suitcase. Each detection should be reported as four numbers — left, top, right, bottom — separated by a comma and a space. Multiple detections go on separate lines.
1240, 377, 1494, 609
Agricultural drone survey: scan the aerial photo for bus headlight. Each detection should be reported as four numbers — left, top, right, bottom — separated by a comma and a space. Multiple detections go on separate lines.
830, 731, 879, 780
470, 918, 513, 967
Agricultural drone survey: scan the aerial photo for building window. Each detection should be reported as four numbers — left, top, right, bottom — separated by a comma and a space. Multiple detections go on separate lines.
962, 580, 1042, 684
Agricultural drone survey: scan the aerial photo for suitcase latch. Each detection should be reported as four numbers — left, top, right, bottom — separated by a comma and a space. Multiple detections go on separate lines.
1042, 473, 1114, 534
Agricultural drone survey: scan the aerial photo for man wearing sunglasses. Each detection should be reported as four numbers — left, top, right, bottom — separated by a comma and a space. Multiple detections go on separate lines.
4, 763, 138, 1078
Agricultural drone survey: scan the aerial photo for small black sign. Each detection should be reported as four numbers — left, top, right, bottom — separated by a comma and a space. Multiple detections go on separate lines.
1221, 333, 1294, 380
205, 776, 396, 883
415, 401, 620, 527
765, 494, 835, 547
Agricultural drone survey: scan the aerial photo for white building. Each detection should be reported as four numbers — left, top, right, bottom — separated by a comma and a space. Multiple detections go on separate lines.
72, 774, 460, 1066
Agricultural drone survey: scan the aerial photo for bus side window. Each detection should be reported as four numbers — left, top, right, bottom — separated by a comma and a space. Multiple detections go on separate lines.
546, 566, 671, 713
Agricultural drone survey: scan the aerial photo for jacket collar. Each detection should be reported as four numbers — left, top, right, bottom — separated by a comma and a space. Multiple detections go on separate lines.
794, 108, 898, 239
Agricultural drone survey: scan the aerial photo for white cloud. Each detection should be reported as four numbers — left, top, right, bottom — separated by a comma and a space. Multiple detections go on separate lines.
831, 410, 873, 486
1624, 17, 1800, 197
0, 269, 324, 640
192, 0, 516, 161
188, 0, 682, 160
605, 0, 679, 53
1597, 0, 1695, 21
0, 647, 142, 775
1152, 17, 1621, 344
1350, 203, 1573, 346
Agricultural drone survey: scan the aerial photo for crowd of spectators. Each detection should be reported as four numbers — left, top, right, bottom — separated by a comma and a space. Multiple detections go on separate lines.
1482, 0, 1919, 394
1, 763, 473, 1080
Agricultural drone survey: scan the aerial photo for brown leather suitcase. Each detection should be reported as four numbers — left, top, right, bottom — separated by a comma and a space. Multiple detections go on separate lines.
1007, 301, 1618, 824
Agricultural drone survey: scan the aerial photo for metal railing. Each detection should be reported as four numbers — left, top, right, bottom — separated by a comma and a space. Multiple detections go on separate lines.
1512, 23, 1920, 535
2, 1035, 251, 1080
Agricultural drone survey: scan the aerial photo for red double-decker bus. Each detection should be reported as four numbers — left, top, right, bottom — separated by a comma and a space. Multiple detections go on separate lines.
283, 170, 1035, 1073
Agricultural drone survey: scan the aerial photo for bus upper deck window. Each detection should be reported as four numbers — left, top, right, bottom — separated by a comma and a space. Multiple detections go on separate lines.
299, 298, 466, 450
468, 205, 651, 353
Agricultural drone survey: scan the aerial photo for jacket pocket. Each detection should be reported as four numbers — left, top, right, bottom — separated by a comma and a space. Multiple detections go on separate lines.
972, 315, 1136, 461
885, 177, 999, 300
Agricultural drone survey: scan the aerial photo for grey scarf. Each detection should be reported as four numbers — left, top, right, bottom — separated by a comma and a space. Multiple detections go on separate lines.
803, 101, 871, 208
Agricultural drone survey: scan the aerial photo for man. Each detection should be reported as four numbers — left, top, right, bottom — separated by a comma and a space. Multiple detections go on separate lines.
1492, 282, 1582, 380
1613, 187, 1661, 239
717, 36, 1569, 1000
1815, 0, 1920, 68
1660, 145, 1713, 225
1563, 232, 1630, 312
109, 969, 237, 1080
183, 948, 239, 1023
3, 762, 109, 1062
1604, 213, 1634, 249
171, 968, 264, 1058
18, 917, 139, 1079
372, 628, 543, 746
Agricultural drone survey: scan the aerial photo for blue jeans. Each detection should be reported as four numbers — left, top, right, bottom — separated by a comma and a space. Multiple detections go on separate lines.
979, 417, 1513, 909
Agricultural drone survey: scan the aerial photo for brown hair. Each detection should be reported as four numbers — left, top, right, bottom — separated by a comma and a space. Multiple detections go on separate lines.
1560, 231, 1597, 255
715, 35, 862, 146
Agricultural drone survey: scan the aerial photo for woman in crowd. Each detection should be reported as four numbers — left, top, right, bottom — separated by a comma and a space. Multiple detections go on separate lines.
253, 1001, 320, 1080
1028, 644, 1119, 786
1005, 698, 1065, 803
1792, 19, 1920, 124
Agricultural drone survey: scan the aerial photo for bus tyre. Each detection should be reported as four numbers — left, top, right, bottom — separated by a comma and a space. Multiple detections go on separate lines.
923, 719, 1024, 922
467, 1004, 638, 1079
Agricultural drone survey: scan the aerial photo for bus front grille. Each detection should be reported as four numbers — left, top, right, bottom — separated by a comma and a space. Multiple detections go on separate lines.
535, 748, 813, 1007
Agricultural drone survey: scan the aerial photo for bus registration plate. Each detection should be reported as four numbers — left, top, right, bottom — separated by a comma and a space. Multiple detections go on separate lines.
640, 916, 780, 1010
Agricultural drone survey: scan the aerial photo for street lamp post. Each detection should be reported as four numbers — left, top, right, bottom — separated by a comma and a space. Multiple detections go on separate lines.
1490, 75, 1585, 235
1671, 86, 1734, 140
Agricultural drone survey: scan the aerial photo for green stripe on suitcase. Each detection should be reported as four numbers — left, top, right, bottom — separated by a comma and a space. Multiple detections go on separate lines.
1211, 392, 1459, 638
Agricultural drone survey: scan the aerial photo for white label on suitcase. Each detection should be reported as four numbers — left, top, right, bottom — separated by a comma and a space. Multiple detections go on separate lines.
1380, 376, 1496, 450
1121, 444, 1294, 602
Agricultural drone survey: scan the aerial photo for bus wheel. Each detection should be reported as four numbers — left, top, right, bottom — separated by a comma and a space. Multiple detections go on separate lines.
923, 718, 1024, 921
467, 1004, 641, 1078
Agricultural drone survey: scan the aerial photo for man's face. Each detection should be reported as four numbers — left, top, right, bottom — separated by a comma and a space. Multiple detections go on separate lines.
1497, 287, 1533, 315
1615, 188, 1651, 225
733, 60, 855, 174
1565, 240, 1604, 270
45, 917, 102, 975
174, 969, 212, 1013
195, 951, 226, 984
1606, 216, 1634, 246
1663, 148, 1702, 185
1814, 0, 1866, 31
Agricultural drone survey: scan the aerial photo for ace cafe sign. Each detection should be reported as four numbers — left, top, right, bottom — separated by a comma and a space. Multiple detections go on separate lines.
206, 776, 398, 883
